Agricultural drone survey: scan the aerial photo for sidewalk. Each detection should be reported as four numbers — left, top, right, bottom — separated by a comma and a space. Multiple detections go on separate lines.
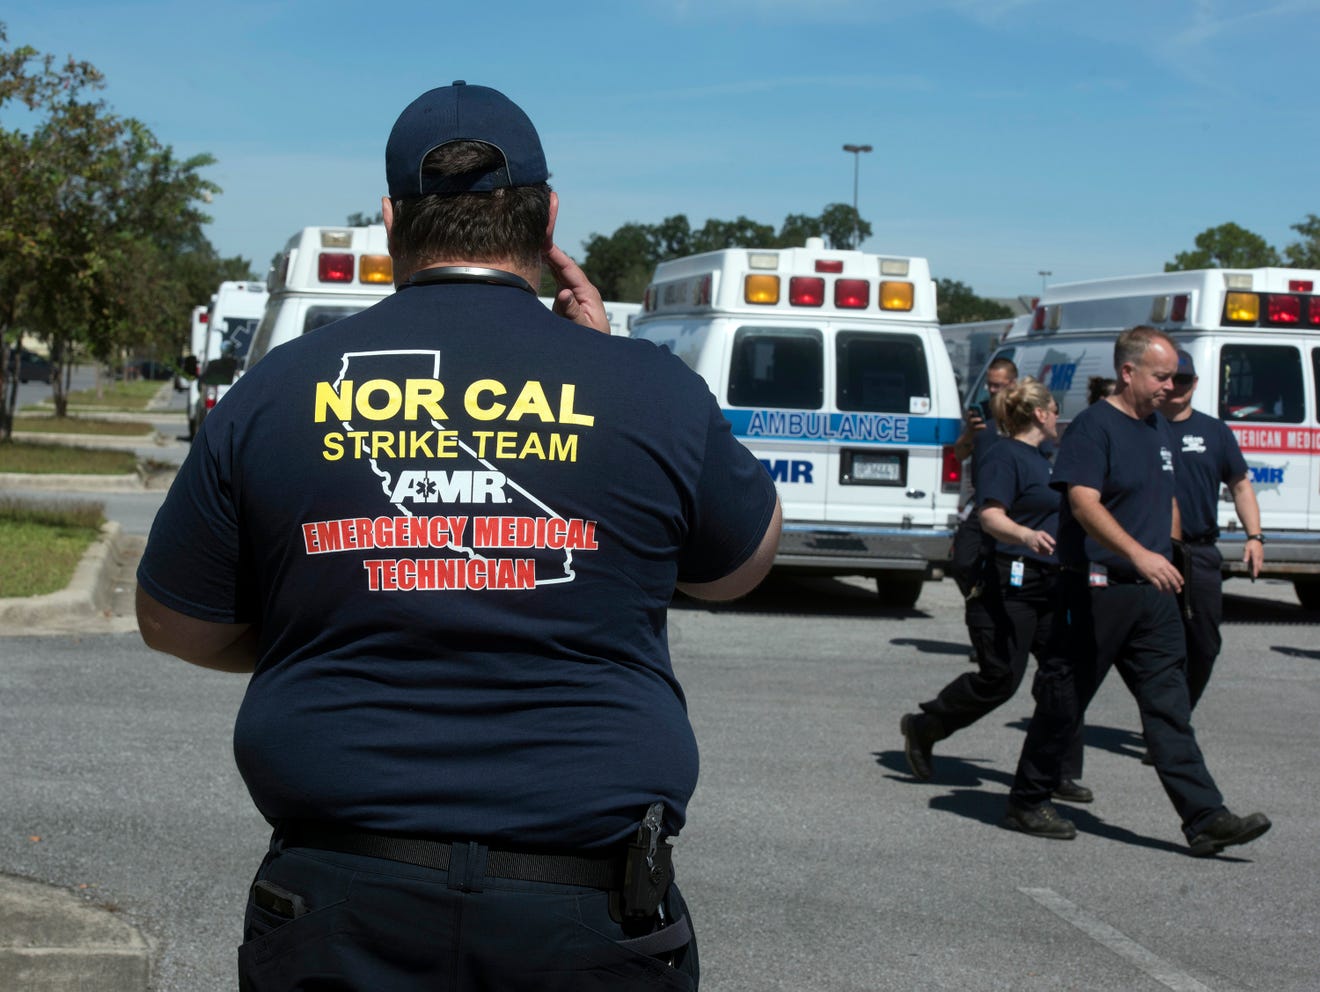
2, 388, 171, 988
0, 874, 151, 991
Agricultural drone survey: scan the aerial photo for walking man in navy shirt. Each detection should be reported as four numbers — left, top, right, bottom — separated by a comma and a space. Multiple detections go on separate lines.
1004, 326, 1270, 857
1164, 349, 1264, 710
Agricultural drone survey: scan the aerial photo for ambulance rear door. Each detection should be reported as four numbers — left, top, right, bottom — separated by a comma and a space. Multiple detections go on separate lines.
824, 325, 951, 528
1215, 335, 1312, 532
720, 321, 829, 523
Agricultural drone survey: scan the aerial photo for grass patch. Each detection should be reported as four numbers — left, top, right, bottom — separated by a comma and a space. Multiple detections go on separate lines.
13, 415, 154, 436
0, 441, 138, 475
0, 497, 105, 597
65, 379, 162, 411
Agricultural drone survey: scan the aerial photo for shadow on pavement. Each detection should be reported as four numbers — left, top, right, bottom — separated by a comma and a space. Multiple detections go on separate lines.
889, 637, 972, 656
670, 573, 931, 618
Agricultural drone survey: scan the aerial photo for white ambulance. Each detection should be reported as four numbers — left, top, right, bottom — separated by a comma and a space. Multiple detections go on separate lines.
630, 237, 964, 606
247, 225, 395, 369
965, 266, 1320, 605
176, 303, 209, 393
188, 281, 268, 437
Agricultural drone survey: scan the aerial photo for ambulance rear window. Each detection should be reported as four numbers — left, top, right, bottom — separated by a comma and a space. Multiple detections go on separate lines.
836, 332, 930, 413
1219, 344, 1304, 424
728, 327, 823, 409
303, 305, 369, 335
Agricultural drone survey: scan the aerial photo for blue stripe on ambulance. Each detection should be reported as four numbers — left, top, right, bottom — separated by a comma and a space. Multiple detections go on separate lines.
722, 409, 961, 445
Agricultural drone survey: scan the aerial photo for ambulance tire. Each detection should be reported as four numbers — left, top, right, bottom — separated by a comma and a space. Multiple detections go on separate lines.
875, 574, 924, 609
1293, 580, 1320, 611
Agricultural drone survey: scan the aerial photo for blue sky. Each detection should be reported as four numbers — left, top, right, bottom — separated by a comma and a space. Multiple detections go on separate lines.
5, 1, 1317, 299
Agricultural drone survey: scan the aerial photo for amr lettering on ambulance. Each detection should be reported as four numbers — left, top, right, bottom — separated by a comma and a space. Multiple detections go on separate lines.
631, 237, 963, 607
971, 265, 1320, 608
305, 348, 598, 593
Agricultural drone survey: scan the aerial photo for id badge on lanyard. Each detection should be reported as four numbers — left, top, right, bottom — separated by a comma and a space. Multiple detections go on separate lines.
1010, 559, 1025, 588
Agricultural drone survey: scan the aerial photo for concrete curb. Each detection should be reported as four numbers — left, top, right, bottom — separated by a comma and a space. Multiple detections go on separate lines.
0, 873, 151, 991
0, 521, 125, 626
11, 431, 163, 449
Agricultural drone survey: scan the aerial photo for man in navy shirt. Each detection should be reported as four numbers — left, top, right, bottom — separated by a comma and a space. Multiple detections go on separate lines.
1165, 349, 1263, 710
137, 81, 781, 990
1004, 326, 1270, 857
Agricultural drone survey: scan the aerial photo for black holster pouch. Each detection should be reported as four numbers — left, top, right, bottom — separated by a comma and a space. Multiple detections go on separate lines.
1171, 538, 1194, 620
610, 802, 674, 923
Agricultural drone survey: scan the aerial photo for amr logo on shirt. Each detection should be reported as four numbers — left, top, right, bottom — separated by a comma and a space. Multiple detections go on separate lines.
300, 348, 601, 592
1160, 446, 1175, 473
1181, 435, 1207, 454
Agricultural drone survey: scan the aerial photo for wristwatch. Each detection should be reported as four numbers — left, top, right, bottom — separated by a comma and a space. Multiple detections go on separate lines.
1247, 533, 1265, 543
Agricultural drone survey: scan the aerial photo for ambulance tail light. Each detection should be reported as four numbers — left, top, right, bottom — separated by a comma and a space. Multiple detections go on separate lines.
1032, 306, 1046, 331
1310, 297, 1320, 326
835, 279, 869, 309
359, 254, 393, 284
941, 446, 962, 493
745, 274, 780, 305
1170, 293, 1190, 322
204, 386, 218, 411
1267, 294, 1301, 325
697, 274, 712, 306
815, 259, 844, 273
318, 253, 355, 283
880, 281, 914, 311
789, 276, 825, 307
1290, 279, 1314, 292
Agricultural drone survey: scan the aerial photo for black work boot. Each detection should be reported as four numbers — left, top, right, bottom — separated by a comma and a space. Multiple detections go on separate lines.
899, 713, 938, 781
1051, 779, 1094, 804
1002, 802, 1077, 840
1187, 810, 1272, 857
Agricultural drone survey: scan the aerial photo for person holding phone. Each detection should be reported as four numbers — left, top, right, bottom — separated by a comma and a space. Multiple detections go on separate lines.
902, 379, 1088, 802
137, 81, 782, 990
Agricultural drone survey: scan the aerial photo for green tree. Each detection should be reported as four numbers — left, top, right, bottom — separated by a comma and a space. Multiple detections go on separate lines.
1284, 214, 1320, 268
346, 210, 384, 227
690, 216, 776, 253
818, 203, 872, 250
0, 26, 240, 432
1164, 222, 1281, 271
935, 279, 1013, 325
776, 213, 823, 248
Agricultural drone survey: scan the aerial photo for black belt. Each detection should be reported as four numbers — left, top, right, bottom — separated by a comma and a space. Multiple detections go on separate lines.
280, 821, 623, 890
995, 552, 1058, 573
1184, 535, 1218, 546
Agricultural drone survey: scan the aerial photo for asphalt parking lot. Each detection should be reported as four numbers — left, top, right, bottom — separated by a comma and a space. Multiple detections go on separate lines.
3, 564, 1317, 990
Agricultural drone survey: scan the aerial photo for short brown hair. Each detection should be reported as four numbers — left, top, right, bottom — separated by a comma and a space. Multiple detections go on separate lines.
389, 140, 551, 276
1114, 325, 1177, 374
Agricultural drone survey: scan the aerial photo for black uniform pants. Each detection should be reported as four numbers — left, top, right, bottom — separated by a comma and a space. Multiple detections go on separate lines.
238, 835, 698, 991
1010, 574, 1225, 840
1182, 542, 1225, 710
923, 559, 1083, 779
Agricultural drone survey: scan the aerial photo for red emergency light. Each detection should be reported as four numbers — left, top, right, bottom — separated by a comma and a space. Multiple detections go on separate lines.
835, 279, 869, 309
941, 446, 962, 492
815, 260, 844, 273
789, 276, 825, 307
318, 253, 354, 283
1267, 294, 1301, 324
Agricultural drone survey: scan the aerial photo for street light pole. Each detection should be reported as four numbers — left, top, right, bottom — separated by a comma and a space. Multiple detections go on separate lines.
1038, 270, 1052, 296
842, 144, 872, 249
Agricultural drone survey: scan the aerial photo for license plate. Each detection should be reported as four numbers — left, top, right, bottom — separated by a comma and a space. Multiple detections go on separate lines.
850, 454, 902, 482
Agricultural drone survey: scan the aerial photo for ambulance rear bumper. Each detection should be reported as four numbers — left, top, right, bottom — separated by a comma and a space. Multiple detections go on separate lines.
774, 522, 954, 575
1219, 533, 1320, 578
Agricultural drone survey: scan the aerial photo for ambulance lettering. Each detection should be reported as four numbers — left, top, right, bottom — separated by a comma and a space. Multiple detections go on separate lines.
1247, 460, 1288, 494
760, 459, 814, 484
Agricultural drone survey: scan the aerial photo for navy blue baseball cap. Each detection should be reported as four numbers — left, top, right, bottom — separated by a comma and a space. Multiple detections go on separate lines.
386, 81, 548, 199
1176, 349, 1197, 377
